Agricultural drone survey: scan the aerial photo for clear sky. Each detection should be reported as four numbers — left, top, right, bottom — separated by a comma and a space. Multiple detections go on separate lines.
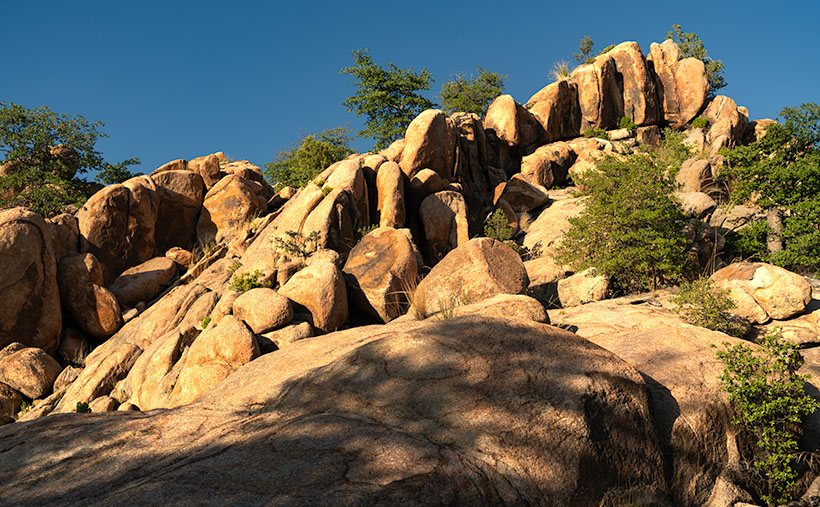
3, 0, 818, 179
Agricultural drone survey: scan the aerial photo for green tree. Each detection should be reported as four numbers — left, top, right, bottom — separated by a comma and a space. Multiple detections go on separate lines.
0, 101, 140, 216
573, 35, 595, 63
723, 103, 820, 274
340, 49, 435, 151
439, 67, 505, 116
556, 150, 694, 292
715, 331, 818, 506
666, 24, 727, 97
264, 126, 353, 190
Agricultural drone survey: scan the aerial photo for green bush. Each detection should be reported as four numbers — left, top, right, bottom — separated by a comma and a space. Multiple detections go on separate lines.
439, 67, 505, 116
691, 117, 709, 129
321, 185, 333, 197
582, 128, 609, 140
556, 153, 694, 292
272, 230, 320, 259
483, 208, 513, 242
619, 116, 637, 130
723, 103, 820, 275
200, 316, 211, 329
715, 331, 819, 506
263, 127, 352, 191
654, 128, 693, 178
75, 401, 91, 413
672, 278, 746, 337
228, 270, 269, 293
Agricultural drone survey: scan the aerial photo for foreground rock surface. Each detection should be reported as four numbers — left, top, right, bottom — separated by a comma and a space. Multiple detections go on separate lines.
0, 316, 666, 505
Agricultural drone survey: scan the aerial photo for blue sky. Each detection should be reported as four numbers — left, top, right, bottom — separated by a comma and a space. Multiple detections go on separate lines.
3, 1, 818, 179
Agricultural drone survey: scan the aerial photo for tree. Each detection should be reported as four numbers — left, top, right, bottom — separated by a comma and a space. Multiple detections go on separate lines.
439, 67, 505, 116
264, 126, 353, 190
723, 103, 820, 274
556, 148, 694, 292
340, 49, 435, 151
0, 101, 140, 217
667, 25, 727, 97
573, 35, 595, 63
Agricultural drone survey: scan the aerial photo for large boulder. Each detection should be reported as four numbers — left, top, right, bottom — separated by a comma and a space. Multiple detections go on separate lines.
45, 213, 79, 262
418, 190, 470, 264
483, 94, 545, 153
411, 238, 528, 318
0, 347, 61, 399
519, 141, 576, 188
167, 315, 259, 408
301, 187, 355, 258
525, 80, 581, 142
151, 170, 205, 252
196, 174, 267, 245
549, 295, 763, 505
77, 177, 158, 284
399, 109, 457, 180
0, 208, 61, 352
647, 39, 709, 129
703, 95, 750, 152
557, 268, 610, 307
107, 256, 178, 307
324, 157, 369, 231
675, 158, 712, 193
279, 259, 348, 333
57, 253, 123, 339
0, 315, 668, 506
376, 161, 406, 228
711, 262, 812, 323
232, 288, 293, 334
450, 112, 496, 219
494, 175, 549, 212
522, 197, 585, 259
569, 53, 622, 132
0, 382, 22, 424
343, 227, 418, 323
607, 41, 661, 126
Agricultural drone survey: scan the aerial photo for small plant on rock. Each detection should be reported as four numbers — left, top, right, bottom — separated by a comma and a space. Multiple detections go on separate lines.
549, 60, 570, 82
619, 115, 638, 130
75, 401, 91, 413
484, 208, 513, 242
321, 185, 333, 197
200, 316, 211, 329
228, 270, 270, 293
583, 128, 609, 140
692, 117, 709, 129
672, 278, 746, 337
273, 230, 320, 258
715, 331, 819, 506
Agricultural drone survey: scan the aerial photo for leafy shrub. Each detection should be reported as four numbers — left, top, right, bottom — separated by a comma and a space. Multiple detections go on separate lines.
439, 66, 506, 116
75, 401, 91, 413
273, 230, 320, 259
672, 278, 746, 337
17, 400, 31, 416
619, 116, 637, 130
228, 270, 269, 293
484, 208, 513, 242
691, 117, 709, 129
582, 128, 609, 140
715, 331, 819, 506
321, 185, 333, 197
263, 127, 352, 191
556, 153, 695, 292
723, 103, 820, 275
200, 316, 211, 329
353, 224, 378, 246
654, 128, 693, 178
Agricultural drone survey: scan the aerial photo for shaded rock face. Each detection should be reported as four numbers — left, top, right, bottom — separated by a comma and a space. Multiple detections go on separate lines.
150, 170, 205, 253
418, 190, 469, 264
549, 296, 761, 506
412, 238, 528, 318
450, 112, 497, 224
0, 316, 666, 506
57, 253, 122, 340
343, 227, 418, 323
525, 80, 581, 143
0, 208, 61, 353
